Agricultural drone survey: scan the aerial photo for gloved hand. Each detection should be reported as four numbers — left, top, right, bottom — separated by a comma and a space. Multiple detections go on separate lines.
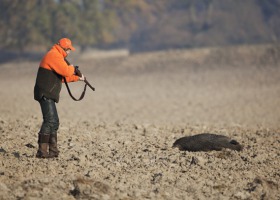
79, 74, 86, 81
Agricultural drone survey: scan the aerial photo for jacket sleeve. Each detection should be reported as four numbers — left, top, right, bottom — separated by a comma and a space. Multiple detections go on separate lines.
63, 75, 80, 82
48, 53, 76, 78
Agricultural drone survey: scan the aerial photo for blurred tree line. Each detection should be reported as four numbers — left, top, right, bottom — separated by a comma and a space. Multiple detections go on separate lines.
0, 0, 145, 52
0, 0, 279, 53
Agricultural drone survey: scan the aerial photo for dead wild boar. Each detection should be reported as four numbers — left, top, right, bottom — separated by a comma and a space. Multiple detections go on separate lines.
172, 133, 243, 152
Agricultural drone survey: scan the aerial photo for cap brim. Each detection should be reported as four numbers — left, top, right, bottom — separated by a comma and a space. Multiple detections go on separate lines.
69, 45, 75, 51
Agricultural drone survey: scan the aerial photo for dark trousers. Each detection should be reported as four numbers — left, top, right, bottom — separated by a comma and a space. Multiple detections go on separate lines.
39, 97, 59, 134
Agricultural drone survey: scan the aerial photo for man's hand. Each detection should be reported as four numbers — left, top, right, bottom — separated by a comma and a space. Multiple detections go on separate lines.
79, 74, 86, 81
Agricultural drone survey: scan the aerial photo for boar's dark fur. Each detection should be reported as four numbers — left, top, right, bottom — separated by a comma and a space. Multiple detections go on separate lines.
172, 133, 243, 152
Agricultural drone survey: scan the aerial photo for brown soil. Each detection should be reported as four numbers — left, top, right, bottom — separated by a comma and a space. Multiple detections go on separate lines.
0, 44, 279, 199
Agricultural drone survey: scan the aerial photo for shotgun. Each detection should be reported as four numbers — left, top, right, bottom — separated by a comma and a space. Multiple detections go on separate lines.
64, 58, 95, 101
74, 66, 95, 91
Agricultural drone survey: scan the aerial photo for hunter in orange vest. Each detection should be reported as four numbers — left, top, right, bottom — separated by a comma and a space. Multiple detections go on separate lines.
34, 38, 85, 158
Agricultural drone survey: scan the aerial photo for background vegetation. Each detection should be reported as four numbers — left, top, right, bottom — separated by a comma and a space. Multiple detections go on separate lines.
0, 0, 279, 53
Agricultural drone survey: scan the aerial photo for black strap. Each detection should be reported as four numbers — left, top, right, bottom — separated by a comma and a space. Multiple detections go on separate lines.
64, 77, 87, 101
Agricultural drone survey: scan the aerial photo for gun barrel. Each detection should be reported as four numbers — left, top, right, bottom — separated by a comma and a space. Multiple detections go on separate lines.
85, 79, 95, 91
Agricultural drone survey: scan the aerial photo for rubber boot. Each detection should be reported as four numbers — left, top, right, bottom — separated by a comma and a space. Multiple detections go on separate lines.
36, 133, 50, 158
49, 133, 59, 158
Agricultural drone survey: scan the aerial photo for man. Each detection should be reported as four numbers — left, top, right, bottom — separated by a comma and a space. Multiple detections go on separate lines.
34, 38, 84, 158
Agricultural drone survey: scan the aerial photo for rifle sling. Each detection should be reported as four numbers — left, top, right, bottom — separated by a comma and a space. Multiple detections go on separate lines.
63, 77, 87, 101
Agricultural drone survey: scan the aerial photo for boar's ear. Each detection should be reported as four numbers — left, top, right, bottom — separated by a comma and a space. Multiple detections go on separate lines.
229, 140, 239, 145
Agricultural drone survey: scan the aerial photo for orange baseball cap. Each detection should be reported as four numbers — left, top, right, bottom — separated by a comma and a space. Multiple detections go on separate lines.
58, 38, 75, 51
